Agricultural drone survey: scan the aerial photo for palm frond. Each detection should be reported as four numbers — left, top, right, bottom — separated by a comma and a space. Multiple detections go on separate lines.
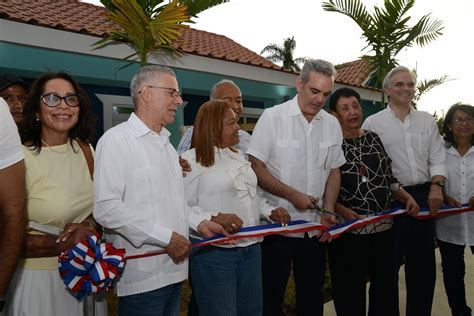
413, 75, 452, 104
413, 15, 444, 47
181, 0, 229, 17
149, 0, 190, 45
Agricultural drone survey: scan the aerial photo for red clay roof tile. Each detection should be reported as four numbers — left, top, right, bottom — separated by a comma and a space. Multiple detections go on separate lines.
0, 1, 282, 71
335, 59, 375, 88
0, 1, 372, 87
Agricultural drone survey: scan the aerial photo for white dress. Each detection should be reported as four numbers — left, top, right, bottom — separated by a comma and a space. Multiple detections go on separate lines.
4, 141, 107, 316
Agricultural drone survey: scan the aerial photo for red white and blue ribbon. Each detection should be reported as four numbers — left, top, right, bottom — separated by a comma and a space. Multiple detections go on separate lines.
58, 204, 472, 299
58, 234, 126, 300
328, 203, 473, 238
124, 203, 474, 259
125, 220, 326, 259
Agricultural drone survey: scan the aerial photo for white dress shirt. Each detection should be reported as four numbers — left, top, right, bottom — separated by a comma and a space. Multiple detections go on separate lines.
182, 147, 275, 247
94, 113, 191, 297
436, 144, 474, 245
0, 98, 23, 169
247, 96, 345, 235
362, 106, 447, 185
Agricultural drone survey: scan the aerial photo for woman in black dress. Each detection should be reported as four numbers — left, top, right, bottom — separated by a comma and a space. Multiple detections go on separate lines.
328, 87, 419, 316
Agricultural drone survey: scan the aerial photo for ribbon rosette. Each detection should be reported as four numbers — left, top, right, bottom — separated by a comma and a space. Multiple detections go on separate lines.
58, 234, 126, 300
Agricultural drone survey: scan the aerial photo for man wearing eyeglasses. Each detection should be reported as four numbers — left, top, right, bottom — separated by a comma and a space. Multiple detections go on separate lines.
0, 98, 26, 314
362, 66, 447, 316
93, 65, 227, 316
177, 79, 251, 157
0, 74, 29, 124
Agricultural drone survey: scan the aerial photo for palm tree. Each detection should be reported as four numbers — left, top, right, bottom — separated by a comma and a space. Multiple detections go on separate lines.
412, 68, 452, 106
96, 0, 228, 66
260, 36, 309, 72
322, 0, 444, 104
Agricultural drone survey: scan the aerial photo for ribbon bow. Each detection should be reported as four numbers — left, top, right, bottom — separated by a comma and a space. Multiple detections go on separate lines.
58, 234, 126, 300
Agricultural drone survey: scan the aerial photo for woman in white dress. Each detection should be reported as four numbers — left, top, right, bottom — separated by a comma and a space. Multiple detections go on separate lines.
4, 72, 106, 315
182, 100, 290, 316
436, 103, 474, 316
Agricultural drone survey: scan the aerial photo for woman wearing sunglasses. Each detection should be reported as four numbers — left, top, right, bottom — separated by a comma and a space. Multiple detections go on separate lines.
436, 103, 474, 316
4, 72, 106, 315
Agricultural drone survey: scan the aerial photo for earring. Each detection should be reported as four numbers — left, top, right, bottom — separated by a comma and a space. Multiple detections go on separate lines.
36, 115, 40, 122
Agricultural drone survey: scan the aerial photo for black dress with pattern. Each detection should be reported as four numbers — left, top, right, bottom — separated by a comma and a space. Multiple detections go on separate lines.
339, 130, 398, 234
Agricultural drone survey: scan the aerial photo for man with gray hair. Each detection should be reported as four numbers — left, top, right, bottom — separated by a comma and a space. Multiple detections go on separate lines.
362, 65, 446, 316
94, 65, 226, 315
248, 59, 345, 316
176, 79, 251, 155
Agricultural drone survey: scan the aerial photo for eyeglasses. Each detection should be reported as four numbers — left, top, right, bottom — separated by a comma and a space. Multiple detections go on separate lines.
140, 86, 182, 99
41, 93, 81, 107
452, 117, 474, 125
1, 94, 27, 105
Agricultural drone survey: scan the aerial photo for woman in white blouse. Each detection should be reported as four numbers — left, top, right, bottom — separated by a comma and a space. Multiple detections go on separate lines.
182, 100, 290, 316
436, 103, 474, 316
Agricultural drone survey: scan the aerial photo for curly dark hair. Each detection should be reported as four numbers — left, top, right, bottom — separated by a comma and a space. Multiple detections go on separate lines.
442, 103, 474, 148
20, 72, 95, 153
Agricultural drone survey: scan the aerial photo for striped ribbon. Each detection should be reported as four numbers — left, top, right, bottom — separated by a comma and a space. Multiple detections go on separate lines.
328, 203, 473, 238
59, 204, 472, 298
58, 234, 126, 300
127, 203, 473, 259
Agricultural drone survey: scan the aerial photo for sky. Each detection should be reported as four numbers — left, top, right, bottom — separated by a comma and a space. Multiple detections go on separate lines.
83, 0, 473, 117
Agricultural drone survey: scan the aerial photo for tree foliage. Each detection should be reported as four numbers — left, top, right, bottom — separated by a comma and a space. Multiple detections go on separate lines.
411, 67, 452, 106
96, 0, 229, 66
260, 36, 309, 72
322, 0, 443, 104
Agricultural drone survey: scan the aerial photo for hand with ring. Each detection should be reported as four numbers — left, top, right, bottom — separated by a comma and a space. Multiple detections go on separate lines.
211, 212, 243, 233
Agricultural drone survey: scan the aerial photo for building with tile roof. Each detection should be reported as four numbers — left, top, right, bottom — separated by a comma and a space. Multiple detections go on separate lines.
0, 0, 382, 143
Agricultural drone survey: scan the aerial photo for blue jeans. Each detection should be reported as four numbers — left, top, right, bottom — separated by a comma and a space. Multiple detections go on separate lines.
118, 282, 183, 316
190, 243, 262, 316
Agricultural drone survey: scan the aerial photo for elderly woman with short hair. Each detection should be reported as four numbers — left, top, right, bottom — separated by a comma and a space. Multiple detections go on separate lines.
328, 87, 418, 316
182, 100, 290, 316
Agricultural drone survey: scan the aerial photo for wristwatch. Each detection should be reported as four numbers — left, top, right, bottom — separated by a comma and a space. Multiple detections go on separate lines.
432, 179, 446, 188
390, 182, 401, 192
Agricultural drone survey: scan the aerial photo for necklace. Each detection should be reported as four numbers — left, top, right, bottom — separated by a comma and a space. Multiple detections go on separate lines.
357, 136, 368, 183
41, 138, 69, 154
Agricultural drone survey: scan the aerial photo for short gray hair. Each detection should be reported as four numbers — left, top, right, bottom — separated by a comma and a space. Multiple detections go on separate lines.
300, 59, 336, 84
130, 65, 176, 104
210, 79, 239, 99
382, 65, 416, 89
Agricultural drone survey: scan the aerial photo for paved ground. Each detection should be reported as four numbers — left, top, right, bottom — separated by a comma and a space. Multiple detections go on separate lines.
324, 247, 474, 315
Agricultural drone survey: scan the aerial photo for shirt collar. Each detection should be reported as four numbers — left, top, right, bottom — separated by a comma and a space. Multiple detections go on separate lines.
386, 104, 415, 117
446, 144, 474, 156
288, 95, 301, 116
127, 112, 170, 138
290, 94, 327, 122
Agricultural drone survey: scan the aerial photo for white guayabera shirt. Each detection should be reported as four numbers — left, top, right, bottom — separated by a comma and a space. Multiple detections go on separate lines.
94, 113, 203, 297
247, 96, 345, 237
362, 105, 447, 186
